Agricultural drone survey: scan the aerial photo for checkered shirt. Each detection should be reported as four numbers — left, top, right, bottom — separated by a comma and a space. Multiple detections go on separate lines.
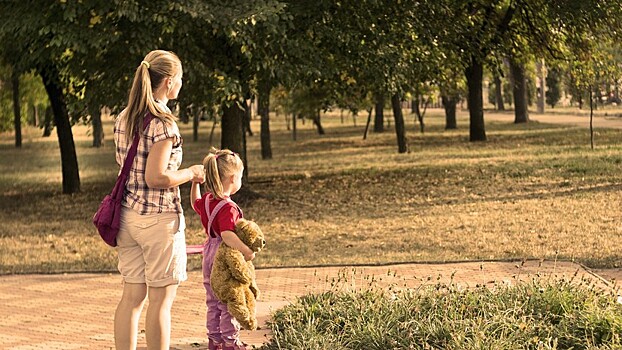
114, 108, 184, 215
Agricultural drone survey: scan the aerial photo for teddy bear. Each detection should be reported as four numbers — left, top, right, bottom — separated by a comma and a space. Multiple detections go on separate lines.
210, 218, 266, 330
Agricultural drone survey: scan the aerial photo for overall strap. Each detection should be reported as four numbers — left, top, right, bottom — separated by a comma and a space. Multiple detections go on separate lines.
186, 196, 241, 255
205, 197, 240, 238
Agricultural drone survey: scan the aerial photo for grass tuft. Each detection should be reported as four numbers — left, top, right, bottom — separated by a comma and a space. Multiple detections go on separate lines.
263, 276, 622, 349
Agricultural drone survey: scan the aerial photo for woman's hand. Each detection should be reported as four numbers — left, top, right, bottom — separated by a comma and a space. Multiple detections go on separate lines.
189, 165, 205, 183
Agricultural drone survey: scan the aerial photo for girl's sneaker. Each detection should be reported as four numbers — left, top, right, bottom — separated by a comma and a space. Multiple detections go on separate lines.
222, 339, 248, 350
208, 339, 223, 350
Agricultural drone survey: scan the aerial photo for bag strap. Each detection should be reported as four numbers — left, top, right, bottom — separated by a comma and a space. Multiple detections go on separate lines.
205, 196, 242, 238
120, 113, 154, 177
110, 113, 154, 200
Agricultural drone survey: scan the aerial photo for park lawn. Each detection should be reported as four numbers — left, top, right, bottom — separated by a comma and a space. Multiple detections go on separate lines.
1, 109, 622, 274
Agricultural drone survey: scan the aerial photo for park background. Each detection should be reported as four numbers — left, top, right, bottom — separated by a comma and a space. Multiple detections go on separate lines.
2, 1, 622, 348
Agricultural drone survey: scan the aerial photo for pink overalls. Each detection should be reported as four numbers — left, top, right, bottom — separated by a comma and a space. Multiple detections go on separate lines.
190, 197, 245, 348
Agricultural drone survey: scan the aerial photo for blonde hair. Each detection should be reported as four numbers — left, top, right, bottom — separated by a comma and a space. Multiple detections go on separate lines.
123, 50, 182, 136
203, 148, 244, 199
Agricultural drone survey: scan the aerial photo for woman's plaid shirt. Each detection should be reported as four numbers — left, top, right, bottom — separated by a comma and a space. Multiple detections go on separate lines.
114, 110, 184, 215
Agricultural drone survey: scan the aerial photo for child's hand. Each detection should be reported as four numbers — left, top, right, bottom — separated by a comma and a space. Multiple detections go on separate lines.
244, 251, 256, 261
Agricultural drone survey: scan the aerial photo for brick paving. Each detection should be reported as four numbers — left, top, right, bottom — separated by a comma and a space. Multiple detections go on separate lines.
1, 260, 620, 349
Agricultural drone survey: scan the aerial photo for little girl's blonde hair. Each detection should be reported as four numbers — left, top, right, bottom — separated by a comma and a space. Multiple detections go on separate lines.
203, 148, 244, 199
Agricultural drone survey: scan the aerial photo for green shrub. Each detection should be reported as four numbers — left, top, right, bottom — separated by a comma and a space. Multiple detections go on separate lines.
262, 279, 622, 349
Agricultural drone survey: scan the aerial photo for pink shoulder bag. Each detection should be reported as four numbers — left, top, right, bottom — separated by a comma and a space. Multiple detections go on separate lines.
93, 114, 153, 247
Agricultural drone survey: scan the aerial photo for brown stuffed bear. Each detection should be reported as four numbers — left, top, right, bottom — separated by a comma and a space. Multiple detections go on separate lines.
210, 218, 266, 330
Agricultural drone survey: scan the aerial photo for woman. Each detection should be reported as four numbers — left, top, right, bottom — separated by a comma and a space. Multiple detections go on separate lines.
113, 50, 205, 350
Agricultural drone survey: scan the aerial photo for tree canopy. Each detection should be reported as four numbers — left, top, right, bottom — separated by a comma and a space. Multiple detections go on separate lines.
1, 0, 621, 192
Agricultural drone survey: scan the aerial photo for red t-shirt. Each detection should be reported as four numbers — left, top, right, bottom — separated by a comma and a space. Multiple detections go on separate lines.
193, 194, 241, 238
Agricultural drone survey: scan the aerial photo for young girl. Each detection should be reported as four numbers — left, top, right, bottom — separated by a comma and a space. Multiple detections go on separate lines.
113, 50, 205, 350
190, 149, 254, 350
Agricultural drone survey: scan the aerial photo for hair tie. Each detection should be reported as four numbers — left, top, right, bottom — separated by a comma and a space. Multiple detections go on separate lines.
141, 61, 150, 69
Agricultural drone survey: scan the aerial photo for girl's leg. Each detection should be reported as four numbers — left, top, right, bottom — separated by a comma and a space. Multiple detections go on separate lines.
219, 304, 243, 349
205, 283, 224, 346
145, 284, 178, 350
114, 282, 147, 350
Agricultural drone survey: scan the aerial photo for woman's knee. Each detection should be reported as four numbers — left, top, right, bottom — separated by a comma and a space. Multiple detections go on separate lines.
148, 284, 178, 306
120, 283, 148, 307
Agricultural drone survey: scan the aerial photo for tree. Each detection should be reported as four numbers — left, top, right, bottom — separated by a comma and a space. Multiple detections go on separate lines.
11, 71, 21, 147
374, 94, 385, 133
258, 72, 272, 159
510, 57, 529, 123
546, 67, 562, 108
0, 1, 87, 193
432, 1, 516, 141
171, 1, 287, 181
494, 73, 505, 111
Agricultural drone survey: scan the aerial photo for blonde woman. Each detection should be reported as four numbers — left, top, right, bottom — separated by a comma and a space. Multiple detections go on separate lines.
113, 50, 205, 350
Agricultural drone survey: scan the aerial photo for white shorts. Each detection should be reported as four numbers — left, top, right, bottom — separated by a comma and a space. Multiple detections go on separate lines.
116, 207, 187, 287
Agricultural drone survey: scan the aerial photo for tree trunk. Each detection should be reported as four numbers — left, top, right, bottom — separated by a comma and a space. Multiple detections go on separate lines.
374, 94, 384, 133
193, 109, 200, 142
244, 100, 253, 137
391, 93, 408, 153
221, 102, 247, 182
89, 105, 104, 148
412, 96, 421, 120
494, 75, 505, 111
510, 58, 529, 123
42, 106, 54, 137
442, 94, 458, 130
363, 108, 372, 140
41, 67, 81, 194
12, 72, 22, 148
33, 103, 40, 127
312, 110, 325, 135
536, 59, 545, 114
292, 113, 297, 141
209, 120, 217, 146
465, 58, 487, 141
590, 86, 594, 149
413, 95, 427, 134
258, 74, 272, 160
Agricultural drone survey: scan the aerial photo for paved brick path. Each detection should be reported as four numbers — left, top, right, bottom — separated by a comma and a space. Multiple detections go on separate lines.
1, 260, 620, 349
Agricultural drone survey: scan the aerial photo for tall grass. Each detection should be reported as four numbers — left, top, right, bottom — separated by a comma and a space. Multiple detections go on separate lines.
263, 276, 622, 349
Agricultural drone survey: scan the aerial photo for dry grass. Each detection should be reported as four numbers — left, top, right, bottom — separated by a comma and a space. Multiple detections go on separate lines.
2, 108, 622, 274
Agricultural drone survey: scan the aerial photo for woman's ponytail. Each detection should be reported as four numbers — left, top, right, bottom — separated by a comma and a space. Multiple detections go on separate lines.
122, 50, 182, 136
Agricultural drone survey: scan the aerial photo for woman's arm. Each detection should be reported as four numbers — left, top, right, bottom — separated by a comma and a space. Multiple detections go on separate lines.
145, 139, 205, 189
222, 230, 255, 261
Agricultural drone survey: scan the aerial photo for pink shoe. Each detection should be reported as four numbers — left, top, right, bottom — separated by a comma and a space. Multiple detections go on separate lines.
222, 339, 248, 350
208, 339, 223, 350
